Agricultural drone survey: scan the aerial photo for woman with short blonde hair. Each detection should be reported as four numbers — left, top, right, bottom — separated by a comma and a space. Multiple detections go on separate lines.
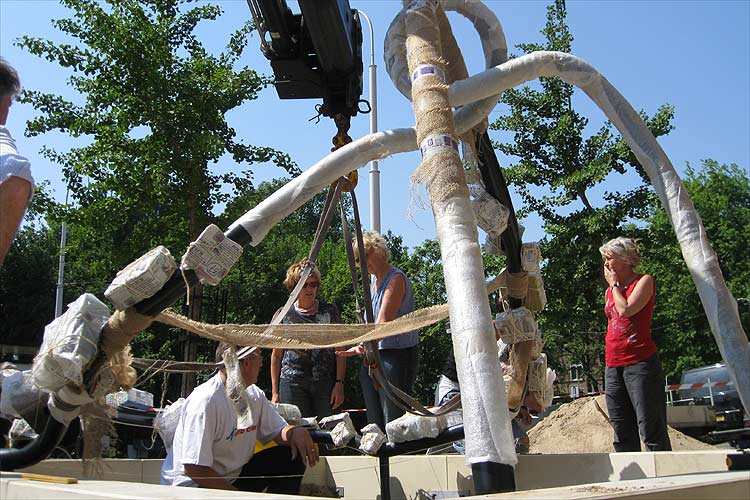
600, 236, 671, 452
341, 231, 420, 430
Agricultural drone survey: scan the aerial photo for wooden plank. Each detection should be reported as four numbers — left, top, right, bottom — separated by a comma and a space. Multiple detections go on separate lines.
20, 473, 78, 484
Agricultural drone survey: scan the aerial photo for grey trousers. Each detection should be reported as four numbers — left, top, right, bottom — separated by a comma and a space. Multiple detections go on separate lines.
605, 353, 672, 452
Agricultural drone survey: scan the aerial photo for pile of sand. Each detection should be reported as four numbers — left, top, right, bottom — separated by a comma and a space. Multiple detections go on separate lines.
528, 395, 716, 454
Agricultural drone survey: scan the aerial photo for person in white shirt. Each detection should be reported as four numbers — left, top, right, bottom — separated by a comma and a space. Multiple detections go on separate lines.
0, 58, 34, 269
161, 342, 319, 493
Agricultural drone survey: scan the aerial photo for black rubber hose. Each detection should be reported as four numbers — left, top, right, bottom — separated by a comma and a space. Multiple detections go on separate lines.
0, 417, 68, 471
476, 132, 523, 275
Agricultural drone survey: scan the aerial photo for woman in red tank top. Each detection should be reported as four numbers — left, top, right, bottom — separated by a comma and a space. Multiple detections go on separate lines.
600, 237, 671, 452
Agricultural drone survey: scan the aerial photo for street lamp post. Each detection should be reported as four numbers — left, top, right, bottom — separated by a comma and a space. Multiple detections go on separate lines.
356, 9, 380, 233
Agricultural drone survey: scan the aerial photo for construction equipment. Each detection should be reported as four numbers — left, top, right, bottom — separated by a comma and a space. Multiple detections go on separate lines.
246, 0, 364, 147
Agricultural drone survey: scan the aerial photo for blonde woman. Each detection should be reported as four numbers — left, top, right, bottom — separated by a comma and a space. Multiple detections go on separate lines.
271, 260, 345, 418
600, 237, 671, 452
339, 231, 420, 430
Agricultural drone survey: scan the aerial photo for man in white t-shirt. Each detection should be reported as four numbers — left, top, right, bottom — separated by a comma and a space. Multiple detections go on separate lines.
0, 58, 34, 269
161, 343, 319, 493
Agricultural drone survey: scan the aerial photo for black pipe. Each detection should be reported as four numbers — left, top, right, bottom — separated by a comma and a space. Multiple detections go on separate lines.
471, 461, 516, 494
0, 417, 68, 471
379, 455, 391, 500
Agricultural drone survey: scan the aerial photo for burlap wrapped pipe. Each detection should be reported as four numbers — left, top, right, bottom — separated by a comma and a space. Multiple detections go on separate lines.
404, 1, 516, 467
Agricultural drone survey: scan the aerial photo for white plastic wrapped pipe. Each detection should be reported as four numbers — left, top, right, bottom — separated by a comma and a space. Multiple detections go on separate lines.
384, 0, 507, 135
449, 50, 749, 414
402, 0, 516, 467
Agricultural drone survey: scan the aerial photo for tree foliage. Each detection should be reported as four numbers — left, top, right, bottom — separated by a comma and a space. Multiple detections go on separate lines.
16, 0, 296, 292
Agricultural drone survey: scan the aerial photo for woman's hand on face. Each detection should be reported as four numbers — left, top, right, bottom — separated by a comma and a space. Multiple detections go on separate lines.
336, 344, 365, 358
603, 264, 618, 286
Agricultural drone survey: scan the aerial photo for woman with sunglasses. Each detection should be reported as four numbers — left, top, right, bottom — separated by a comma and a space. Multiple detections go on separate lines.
270, 259, 346, 418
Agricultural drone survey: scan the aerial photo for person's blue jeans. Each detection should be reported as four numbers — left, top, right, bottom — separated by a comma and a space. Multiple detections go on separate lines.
279, 377, 335, 419
360, 345, 420, 431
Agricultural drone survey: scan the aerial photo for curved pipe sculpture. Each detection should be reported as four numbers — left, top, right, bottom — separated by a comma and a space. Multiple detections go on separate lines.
3, 1, 746, 478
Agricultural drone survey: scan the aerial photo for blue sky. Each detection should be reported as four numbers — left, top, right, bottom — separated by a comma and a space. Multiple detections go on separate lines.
1, 0, 748, 250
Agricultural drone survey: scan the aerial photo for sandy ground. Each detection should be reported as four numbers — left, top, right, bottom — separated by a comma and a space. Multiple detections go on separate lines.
528, 395, 716, 454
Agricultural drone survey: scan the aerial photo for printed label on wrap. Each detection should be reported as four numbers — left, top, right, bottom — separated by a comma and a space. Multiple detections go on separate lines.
419, 134, 460, 159
411, 64, 446, 84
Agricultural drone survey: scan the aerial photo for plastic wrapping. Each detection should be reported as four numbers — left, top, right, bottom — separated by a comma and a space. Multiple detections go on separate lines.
448, 50, 749, 413
229, 128, 416, 245
48, 385, 93, 425
222, 347, 254, 429
483, 234, 503, 256
385, 0, 507, 100
330, 420, 357, 449
154, 398, 185, 450
0, 370, 26, 418
359, 424, 386, 455
526, 353, 547, 392
227, 115, 496, 248
526, 271, 547, 312
271, 402, 302, 424
386, 412, 444, 443
471, 186, 510, 237
542, 368, 557, 409
32, 293, 109, 391
105, 388, 154, 408
8, 418, 38, 447
181, 224, 243, 286
520, 242, 541, 272
494, 307, 538, 344
434, 199, 517, 465
104, 246, 176, 311
297, 416, 320, 430
319, 412, 353, 431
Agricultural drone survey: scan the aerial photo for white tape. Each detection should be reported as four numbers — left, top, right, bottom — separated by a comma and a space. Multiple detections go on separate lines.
105, 246, 177, 311
411, 64, 446, 84
521, 242, 542, 272
419, 134, 459, 159
181, 224, 243, 286
406, 0, 437, 13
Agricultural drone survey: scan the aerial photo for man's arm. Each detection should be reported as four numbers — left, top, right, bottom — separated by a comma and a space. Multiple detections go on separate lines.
274, 425, 319, 466
183, 464, 237, 490
0, 176, 31, 268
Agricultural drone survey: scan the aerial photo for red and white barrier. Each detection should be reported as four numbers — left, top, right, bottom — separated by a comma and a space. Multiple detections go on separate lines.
665, 381, 734, 392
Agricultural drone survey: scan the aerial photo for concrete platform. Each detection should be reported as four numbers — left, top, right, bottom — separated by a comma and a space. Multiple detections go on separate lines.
5, 450, 745, 499
2, 470, 747, 500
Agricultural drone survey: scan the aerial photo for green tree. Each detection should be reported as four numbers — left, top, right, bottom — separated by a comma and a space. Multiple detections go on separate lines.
641, 160, 750, 378
0, 224, 58, 344
489, 0, 674, 390
15, 0, 296, 375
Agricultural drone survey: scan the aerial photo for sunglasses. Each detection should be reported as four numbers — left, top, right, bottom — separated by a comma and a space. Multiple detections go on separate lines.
303, 281, 320, 289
